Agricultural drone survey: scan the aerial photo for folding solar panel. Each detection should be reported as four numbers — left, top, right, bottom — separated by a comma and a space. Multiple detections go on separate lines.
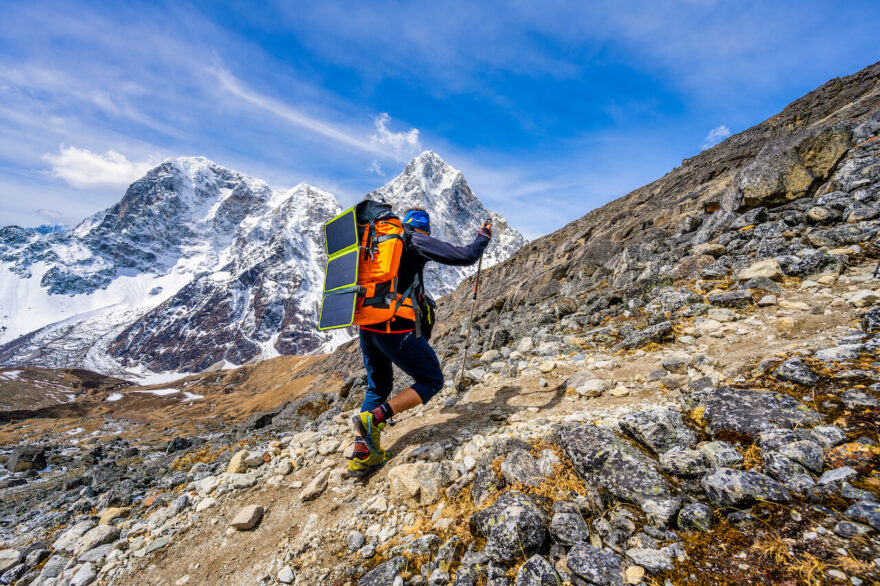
318, 207, 361, 330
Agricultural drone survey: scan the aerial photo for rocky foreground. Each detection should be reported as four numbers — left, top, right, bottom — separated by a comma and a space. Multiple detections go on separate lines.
2, 68, 880, 585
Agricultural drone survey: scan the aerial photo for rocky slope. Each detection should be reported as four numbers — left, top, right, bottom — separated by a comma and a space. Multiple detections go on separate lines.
0, 62, 880, 586
0, 154, 523, 376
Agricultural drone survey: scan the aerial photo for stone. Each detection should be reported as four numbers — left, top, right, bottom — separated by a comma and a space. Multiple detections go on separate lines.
736, 259, 782, 281
757, 295, 778, 306
817, 466, 857, 486
625, 565, 645, 585
848, 290, 880, 308
389, 535, 440, 557
5, 446, 47, 472
358, 556, 406, 586
692, 243, 726, 257
74, 524, 120, 556
826, 442, 876, 473
0, 564, 26, 584
686, 387, 822, 440
243, 452, 265, 467
299, 469, 329, 501
470, 492, 548, 562
707, 290, 754, 309
52, 520, 97, 552
810, 426, 847, 450
389, 461, 459, 507
861, 306, 880, 333
500, 450, 545, 487
226, 472, 257, 489
515, 554, 560, 586
0, 550, 20, 573
226, 450, 249, 474
698, 441, 743, 469
196, 497, 216, 512
99, 507, 131, 525
555, 424, 679, 525
277, 566, 295, 584
626, 548, 674, 573
549, 512, 591, 545
613, 322, 673, 351
347, 530, 366, 551
517, 337, 534, 353
777, 440, 824, 474
845, 501, 880, 531
566, 544, 624, 586
762, 452, 816, 494
814, 345, 861, 363
70, 562, 96, 586
230, 505, 264, 530
660, 447, 708, 476
78, 543, 113, 563
701, 468, 790, 506
471, 438, 531, 506
841, 388, 879, 408
619, 409, 697, 455
773, 358, 818, 386
677, 503, 714, 532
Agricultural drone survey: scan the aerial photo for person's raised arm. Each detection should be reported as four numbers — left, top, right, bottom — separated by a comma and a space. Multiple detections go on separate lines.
411, 221, 492, 266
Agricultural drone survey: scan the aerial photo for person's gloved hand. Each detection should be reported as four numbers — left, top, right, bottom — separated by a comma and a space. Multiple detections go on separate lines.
479, 220, 493, 239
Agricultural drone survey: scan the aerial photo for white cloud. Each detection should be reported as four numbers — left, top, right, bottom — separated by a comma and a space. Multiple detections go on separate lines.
370, 113, 422, 160
36, 208, 69, 227
368, 159, 385, 176
702, 124, 731, 149
42, 146, 155, 191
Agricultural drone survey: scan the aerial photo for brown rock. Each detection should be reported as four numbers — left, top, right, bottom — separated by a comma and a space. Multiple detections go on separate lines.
230, 505, 264, 530
826, 442, 877, 474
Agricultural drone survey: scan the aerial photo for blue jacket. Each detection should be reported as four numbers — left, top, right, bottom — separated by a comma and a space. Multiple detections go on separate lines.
362, 229, 490, 333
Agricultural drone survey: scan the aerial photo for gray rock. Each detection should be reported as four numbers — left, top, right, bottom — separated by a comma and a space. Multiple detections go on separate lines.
555, 424, 680, 525
37, 555, 68, 580
758, 428, 810, 451
861, 306, 880, 333
74, 525, 119, 556
702, 468, 790, 506
677, 503, 714, 532
277, 566, 295, 584
618, 409, 697, 455
776, 440, 824, 473
358, 556, 406, 586
834, 521, 873, 539
514, 555, 560, 586
0, 550, 20, 573
70, 562, 96, 586
841, 388, 879, 408
659, 447, 708, 476
698, 441, 743, 469
230, 505, 264, 530
762, 451, 816, 494
684, 387, 822, 440
626, 547, 674, 573
347, 531, 365, 552
566, 544, 624, 586
472, 438, 531, 506
500, 450, 545, 487
470, 492, 548, 562
817, 466, 857, 486
549, 513, 590, 545
5, 446, 47, 472
773, 358, 818, 386
390, 535, 440, 557
845, 501, 880, 530
707, 290, 754, 309
0, 564, 26, 584
78, 543, 113, 564
814, 345, 861, 362
613, 321, 673, 351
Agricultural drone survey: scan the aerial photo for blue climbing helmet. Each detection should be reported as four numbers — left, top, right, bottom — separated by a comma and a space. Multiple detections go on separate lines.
403, 209, 431, 234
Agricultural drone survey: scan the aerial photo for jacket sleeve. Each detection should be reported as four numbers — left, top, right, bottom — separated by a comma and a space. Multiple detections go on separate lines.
410, 232, 490, 266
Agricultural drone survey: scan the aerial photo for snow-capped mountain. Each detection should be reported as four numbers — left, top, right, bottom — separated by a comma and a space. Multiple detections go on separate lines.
367, 151, 526, 297
0, 153, 524, 376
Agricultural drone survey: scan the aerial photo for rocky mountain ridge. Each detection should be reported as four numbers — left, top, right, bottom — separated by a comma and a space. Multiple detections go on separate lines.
0, 61, 879, 586
0, 153, 524, 376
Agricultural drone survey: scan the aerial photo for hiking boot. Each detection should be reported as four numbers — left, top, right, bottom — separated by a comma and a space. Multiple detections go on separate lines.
351, 411, 386, 456
346, 449, 389, 477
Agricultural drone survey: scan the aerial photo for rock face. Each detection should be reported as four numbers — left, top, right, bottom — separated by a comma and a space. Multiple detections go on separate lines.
555, 424, 679, 524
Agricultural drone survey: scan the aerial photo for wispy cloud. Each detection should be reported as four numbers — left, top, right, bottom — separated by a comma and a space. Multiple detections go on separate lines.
702, 124, 731, 149
368, 160, 385, 176
42, 146, 156, 191
370, 113, 421, 161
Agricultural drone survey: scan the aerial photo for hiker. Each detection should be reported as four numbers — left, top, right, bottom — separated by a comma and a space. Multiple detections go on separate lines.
348, 209, 492, 475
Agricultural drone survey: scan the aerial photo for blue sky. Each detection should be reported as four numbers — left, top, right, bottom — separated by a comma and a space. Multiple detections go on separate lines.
0, 1, 878, 239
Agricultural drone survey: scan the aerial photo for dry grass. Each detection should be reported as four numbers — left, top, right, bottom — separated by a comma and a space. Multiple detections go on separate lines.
740, 444, 765, 471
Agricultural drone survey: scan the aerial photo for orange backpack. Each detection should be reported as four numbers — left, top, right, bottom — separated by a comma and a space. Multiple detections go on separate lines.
353, 200, 417, 328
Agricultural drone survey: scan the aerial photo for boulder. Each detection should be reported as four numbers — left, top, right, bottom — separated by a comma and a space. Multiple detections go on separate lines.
566, 544, 624, 586
515, 554, 560, 586
813, 346, 861, 363
500, 450, 545, 487
230, 505, 264, 530
626, 547, 674, 573
358, 556, 407, 586
619, 409, 697, 455
470, 491, 548, 562
736, 259, 782, 281
226, 450, 250, 474
773, 358, 819, 386
698, 441, 743, 468
762, 452, 816, 494
0, 550, 20, 573
701, 468, 790, 506
299, 469, 329, 501
613, 321, 673, 351
74, 524, 120, 556
389, 461, 459, 507
555, 424, 679, 525
660, 447, 708, 476
471, 438, 531, 505
776, 440, 824, 473
845, 501, 880, 531
847, 290, 880, 308
549, 512, 590, 545
707, 291, 754, 309
5, 446, 47, 472
861, 306, 880, 333
677, 503, 714, 532
684, 387, 822, 440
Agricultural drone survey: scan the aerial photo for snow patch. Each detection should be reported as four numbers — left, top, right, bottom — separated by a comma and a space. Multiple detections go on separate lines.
135, 388, 179, 396
105, 393, 123, 402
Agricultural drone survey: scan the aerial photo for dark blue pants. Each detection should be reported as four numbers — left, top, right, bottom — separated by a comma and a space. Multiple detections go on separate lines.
358, 329, 444, 412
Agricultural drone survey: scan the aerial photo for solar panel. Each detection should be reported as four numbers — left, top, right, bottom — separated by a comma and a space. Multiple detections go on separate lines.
319, 206, 360, 330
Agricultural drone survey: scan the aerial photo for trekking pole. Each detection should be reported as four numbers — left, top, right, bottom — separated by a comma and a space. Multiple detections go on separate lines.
455, 221, 489, 392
